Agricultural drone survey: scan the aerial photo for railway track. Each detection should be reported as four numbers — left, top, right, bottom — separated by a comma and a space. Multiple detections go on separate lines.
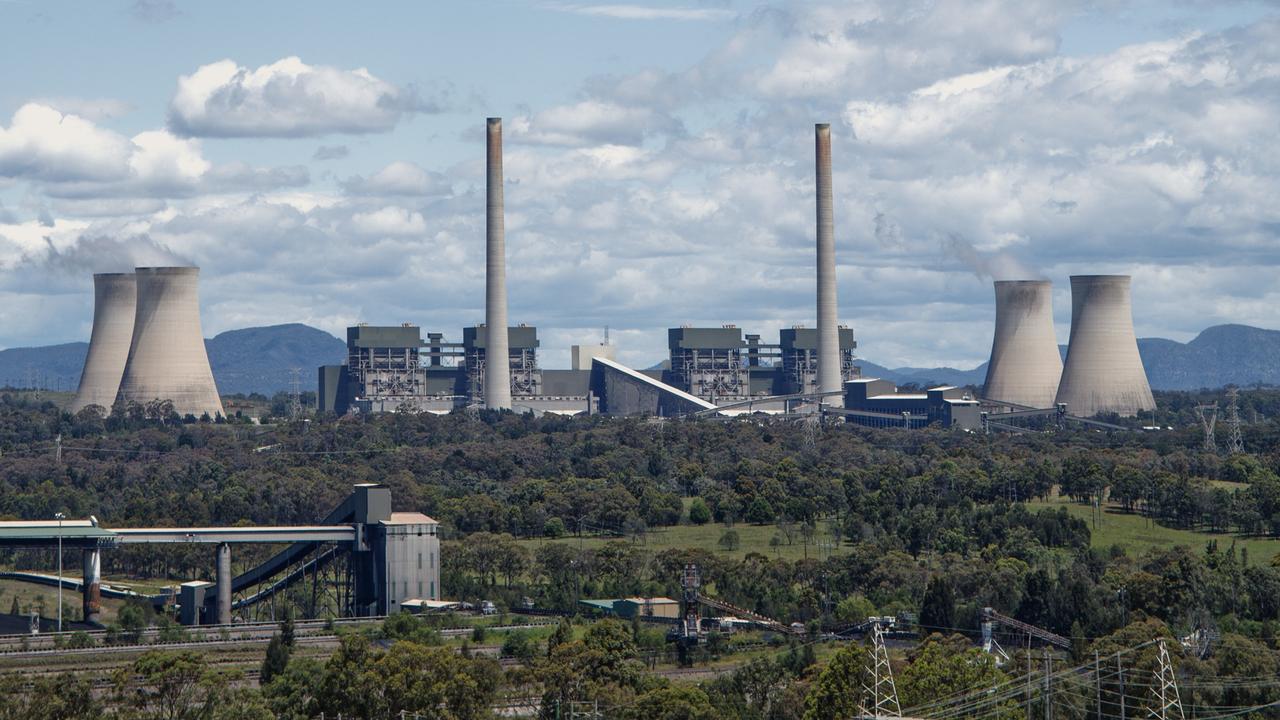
0, 618, 556, 656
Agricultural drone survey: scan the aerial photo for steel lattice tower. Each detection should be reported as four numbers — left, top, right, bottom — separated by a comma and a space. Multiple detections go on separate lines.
1149, 639, 1185, 720
1195, 403, 1218, 454
862, 624, 901, 719
1226, 387, 1245, 455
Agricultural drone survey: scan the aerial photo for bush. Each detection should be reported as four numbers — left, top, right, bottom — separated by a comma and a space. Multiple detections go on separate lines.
688, 498, 712, 525
501, 630, 537, 660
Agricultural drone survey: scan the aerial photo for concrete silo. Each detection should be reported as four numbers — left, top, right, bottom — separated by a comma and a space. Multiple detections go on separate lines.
70, 273, 137, 415
116, 267, 224, 419
981, 280, 1062, 409
1055, 275, 1155, 417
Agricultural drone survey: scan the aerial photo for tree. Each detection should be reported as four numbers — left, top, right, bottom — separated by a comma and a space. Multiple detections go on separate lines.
746, 496, 776, 524
688, 498, 712, 525
117, 650, 251, 720
897, 635, 1012, 714
261, 632, 291, 686
802, 643, 871, 720
718, 529, 741, 553
627, 686, 722, 720
835, 594, 876, 624
919, 576, 955, 633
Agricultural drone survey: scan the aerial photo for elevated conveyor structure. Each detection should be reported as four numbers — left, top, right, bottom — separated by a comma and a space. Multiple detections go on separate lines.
0, 484, 438, 626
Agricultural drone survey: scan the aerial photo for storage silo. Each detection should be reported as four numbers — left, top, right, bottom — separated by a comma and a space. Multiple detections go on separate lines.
1055, 275, 1155, 417
69, 273, 137, 415
116, 266, 224, 419
981, 280, 1062, 409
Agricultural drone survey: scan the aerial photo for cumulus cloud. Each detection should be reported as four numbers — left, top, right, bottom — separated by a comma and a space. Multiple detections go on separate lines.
0, 104, 133, 182
342, 161, 449, 196
509, 100, 683, 146
168, 57, 439, 138
0, 103, 307, 198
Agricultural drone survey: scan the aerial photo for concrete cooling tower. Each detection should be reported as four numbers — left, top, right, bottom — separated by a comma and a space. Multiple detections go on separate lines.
116, 267, 224, 419
70, 273, 137, 415
981, 280, 1062, 409
1055, 275, 1155, 417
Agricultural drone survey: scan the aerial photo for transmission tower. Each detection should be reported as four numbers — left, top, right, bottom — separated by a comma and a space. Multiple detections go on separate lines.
1149, 639, 1185, 720
1195, 403, 1218, 454
1225, 387, 1245, 455
288, 367, 303, 419
862, 624, 901, 719
802, 412, 821, 450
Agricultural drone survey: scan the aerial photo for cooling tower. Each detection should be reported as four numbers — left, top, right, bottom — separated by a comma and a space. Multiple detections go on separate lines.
981, 280, 1063, 409
70, 273, 137, 415
116, 267, 224, 419
1055, 275, 1155, 417
815, 123, 842, 405
485, 117, 512, 410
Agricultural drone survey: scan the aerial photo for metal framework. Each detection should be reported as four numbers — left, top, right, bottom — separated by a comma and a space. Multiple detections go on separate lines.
863, 623, 902, 719
1196, 403, 1218, 453
1225, 388, 1245, 455
1149, 639, 1185, 720
670, 347, 748, 401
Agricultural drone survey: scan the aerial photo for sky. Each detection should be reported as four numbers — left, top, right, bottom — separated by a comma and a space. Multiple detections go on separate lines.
2, 0, 1279, 370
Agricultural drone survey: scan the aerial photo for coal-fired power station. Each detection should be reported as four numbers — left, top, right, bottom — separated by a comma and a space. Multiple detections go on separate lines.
981, 280, 1063, 409
1055, 275, 1155, 417
70, 273, 137, 414
114, 267, 224, 419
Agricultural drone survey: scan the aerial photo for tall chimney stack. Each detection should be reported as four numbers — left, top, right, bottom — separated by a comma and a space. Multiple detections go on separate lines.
815, 123, 842, 405
485, 117, 512, 410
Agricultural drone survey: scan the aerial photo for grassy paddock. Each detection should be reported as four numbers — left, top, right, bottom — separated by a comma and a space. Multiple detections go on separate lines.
1028, 496, 1280, 565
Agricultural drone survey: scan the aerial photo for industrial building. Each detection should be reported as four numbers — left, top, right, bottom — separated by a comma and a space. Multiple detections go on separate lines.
319, 323, 594, 415
981, 280, 1063, 409
71, 266, 224, 420
0, 484, 438, 625
664, 325, 858, 402
1056, 275, 1155, 417
844, 379, 981, 430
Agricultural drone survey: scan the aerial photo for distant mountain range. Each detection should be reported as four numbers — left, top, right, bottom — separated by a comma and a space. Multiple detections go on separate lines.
1, 322, 1277, 397
0, 324, 346, 396
859, 324, 1280, 391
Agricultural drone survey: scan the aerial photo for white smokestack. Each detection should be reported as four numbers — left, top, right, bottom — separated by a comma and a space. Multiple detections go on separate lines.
1055, 275, 1155, 417
815, 123, 842, 404
485, 117, 512, 410
70, 272, 136, 415
116, 266, 224, 419
981, 280, 1062, 408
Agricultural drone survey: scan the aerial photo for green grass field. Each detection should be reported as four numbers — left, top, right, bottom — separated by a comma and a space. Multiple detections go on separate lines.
1028, 495, 1280, 565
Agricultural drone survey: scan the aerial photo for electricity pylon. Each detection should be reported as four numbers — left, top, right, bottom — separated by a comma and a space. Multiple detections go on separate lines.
1149, 639, 1185, 720
863, 623, 901, 719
